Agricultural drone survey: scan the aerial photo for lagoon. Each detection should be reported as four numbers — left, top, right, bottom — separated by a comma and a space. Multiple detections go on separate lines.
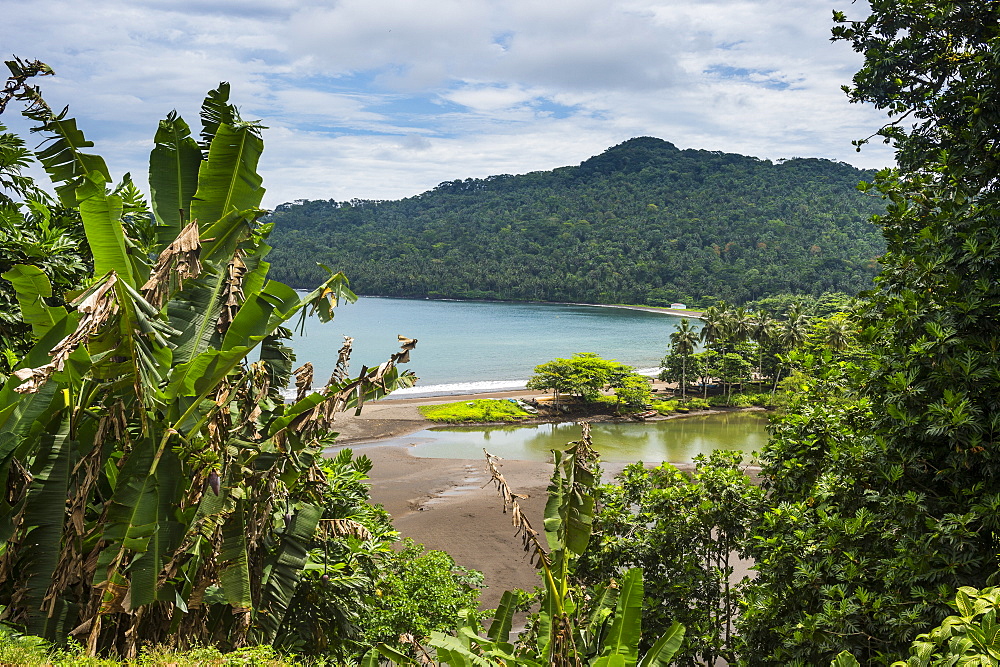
292, 296, 695, 397
380, 411, 768, 463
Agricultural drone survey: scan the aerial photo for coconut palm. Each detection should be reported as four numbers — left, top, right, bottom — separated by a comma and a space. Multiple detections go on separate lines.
699, 304, 730, 349
769, 304, 812, 395
750, 311, 774, 383
821, 312, 855, 351
778, 303, 811, 350
669, 318, 699, 399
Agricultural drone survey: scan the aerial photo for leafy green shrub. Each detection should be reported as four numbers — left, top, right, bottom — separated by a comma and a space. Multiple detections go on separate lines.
709, 393, 754, 407
706, 392, 775, 408
746, 392, 777, 408
891, 586, 1000, 666
577, 450, 762, 664
0, 625, 301, 666
652, 399, 680, 414
275, 450, 397, 660
419, 399, 532, 423
684, 398, 711, 411
357, 539, 484, 653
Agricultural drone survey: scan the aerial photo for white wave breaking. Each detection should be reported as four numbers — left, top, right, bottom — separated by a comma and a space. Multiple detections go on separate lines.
386, 379, 528, 399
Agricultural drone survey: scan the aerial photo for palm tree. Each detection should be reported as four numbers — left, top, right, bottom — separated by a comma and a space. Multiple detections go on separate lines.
771, 304, 812, 395
724, 307, 754, 401
669, 318, 699, 400
750, 312, 774, 384
729, 307, 754, 346
699, 304, 729, 349
778, 303, 811, 350
699, 304, 733, 398
822, 313, 854, 351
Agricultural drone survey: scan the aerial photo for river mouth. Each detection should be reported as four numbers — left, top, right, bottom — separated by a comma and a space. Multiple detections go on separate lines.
397, 411, 769, 463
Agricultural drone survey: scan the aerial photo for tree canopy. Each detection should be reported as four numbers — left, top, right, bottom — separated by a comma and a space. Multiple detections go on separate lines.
264, 138, 886, 306
739, 2, 1000, 663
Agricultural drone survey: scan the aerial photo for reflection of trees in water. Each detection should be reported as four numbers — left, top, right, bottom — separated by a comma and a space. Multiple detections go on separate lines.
521, 422, 582, 452
423, 413, 769, 461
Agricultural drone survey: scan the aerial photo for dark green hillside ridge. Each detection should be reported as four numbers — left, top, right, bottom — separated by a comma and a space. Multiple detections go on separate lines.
264, 137, 886, 306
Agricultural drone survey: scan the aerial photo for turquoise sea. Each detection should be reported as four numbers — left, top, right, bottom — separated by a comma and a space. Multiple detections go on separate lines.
291, 296, 697, 398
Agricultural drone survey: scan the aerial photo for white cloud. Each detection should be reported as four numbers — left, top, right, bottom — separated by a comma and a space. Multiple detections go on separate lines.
0, 0, 892, 209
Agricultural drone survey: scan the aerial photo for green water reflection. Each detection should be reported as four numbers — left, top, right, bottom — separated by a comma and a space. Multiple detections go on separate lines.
405, 411, 769, 463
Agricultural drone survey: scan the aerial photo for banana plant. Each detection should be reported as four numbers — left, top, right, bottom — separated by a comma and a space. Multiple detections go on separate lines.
413, 569, 684, 667
0, 62, 416, 656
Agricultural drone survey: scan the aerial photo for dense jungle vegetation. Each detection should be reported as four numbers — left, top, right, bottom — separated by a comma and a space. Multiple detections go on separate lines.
4, 0, 1000, 663
264, 139, 886, 307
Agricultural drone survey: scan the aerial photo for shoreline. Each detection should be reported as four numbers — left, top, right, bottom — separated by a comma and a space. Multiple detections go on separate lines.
333, 388, 760, 607
569, 302, 704, 320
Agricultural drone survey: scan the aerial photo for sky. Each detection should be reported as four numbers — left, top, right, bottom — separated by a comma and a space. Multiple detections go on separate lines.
1, 0, 892, 209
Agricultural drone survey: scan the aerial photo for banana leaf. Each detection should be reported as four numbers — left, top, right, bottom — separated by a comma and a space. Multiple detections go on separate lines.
2, 264, 65, 339
165, 271, 227, 366
198, 82, 237, 148
372, 643, 419, 665
429, 632, 494, 667
0, 314, 79, 433
594, 568, 644, 667
638, 622, 685, 667
133, 446, 183, 606
190, 123, 264, 228
76, 175, 132, 283
19, 417, 73, 637
543, 449, 595, 558
29, 115, 111, 208
221, 281, 301, 351
253, 502, 322, 642
487, 589, 517, 644
218, 498, 253, 609
199, 207, 267, 265
149, 111, 202, 249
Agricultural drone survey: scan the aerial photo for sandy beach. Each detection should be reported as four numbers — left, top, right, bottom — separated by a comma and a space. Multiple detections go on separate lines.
330, 387, 710, 608
330, 390, 564, 607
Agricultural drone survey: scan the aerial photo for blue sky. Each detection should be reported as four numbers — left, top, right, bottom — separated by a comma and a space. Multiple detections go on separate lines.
1, 0, 891, 209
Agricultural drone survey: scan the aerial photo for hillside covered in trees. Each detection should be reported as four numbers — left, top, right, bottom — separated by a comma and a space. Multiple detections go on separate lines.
265, 137, 886, 306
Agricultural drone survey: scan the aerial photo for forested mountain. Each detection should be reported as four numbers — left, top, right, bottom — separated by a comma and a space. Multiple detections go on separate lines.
264, 137, 886, 306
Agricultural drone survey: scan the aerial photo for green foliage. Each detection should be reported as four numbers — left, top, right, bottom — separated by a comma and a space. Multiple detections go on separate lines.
745, 291, 854, 319
832, 1, 1000, 179
706, 392, 773, 408
274, 449, 399, 660
891, 586, 1000, 666
650, 399, 679, 414
0, 624, 301, 666
264, 138, 885, 305
419, 398, 532, 423
358, 539, 484, 655
0, 115, 92, 375
737, 3, 1000, 663
526, 352, 643, 404
612, 374, 653, 411
0, 200, 91, 374
0, 66, 416, 656
684, 397, 710, 411
578, 451, 762, 665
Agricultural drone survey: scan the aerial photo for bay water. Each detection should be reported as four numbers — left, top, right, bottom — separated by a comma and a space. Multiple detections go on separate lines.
292, 297, 765, 463
291, 296, 694, 397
